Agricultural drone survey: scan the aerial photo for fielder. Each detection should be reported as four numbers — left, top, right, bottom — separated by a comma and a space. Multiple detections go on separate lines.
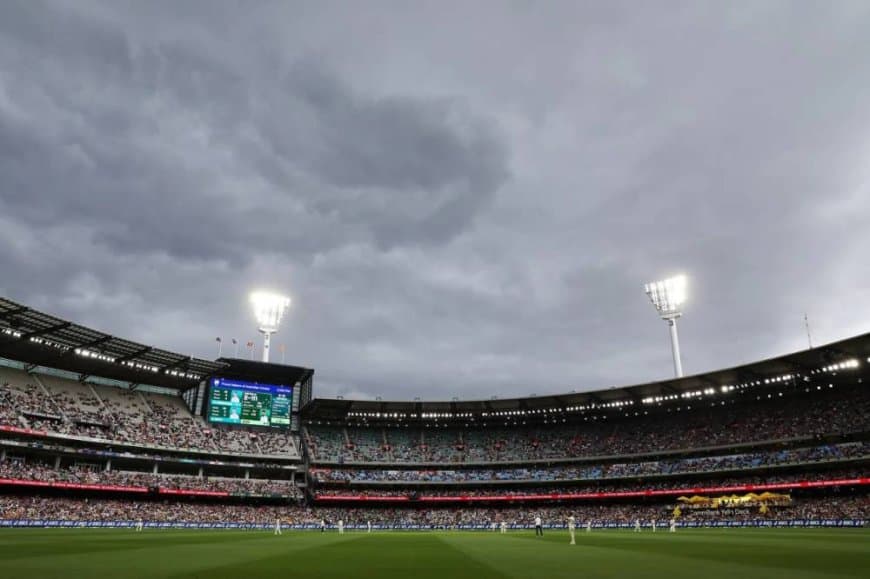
274, 518, 282, 535
634, 519, 641, 532
500, 521, 507, 534
136, 519, 144, 532
568, 515, 576, 544
338, 519, 344, 534
669, 518, 676, 533
534, 515, 544, 537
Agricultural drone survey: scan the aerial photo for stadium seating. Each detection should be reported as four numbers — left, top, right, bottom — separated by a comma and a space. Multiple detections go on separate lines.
311, 468, 867, 498
308, 442, 869, 483
305, 386, 869, 464
0, 495, 865, 525
0, 368, 299, 459
0, 459, 300, 497
1, 359, 868, 528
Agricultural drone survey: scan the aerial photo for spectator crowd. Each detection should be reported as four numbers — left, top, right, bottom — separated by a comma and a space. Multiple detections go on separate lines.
306, 385, 870, 464
0, 496, 866, 525
311, 468, 869, 499
0, 459, 300, 497
309, 442, 869, 483
0, 373, 299, 458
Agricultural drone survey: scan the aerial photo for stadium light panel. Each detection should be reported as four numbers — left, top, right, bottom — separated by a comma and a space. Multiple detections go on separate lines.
644, 274, 687, 318
250, 291, 291, 333
249, 291, 291, 363
644, 274, 688, 378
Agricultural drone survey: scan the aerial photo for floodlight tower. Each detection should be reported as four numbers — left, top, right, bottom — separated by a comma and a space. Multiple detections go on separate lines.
250, 291, 291, 363
644, 274, 688, 378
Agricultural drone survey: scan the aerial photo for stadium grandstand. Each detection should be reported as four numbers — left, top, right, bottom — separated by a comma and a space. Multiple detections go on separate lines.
0, 297, 309, 508
0, 296, 867, 531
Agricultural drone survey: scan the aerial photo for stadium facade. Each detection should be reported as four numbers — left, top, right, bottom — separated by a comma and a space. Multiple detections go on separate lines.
0, 297, 867, 529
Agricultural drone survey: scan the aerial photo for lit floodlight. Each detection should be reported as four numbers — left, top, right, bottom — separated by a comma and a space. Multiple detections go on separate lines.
644, 274, 688, 378
250, 291, 291, 363
644, 274, 687, 318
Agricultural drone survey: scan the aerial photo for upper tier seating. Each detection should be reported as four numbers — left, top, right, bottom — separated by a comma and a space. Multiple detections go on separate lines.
306, 384, 870, 464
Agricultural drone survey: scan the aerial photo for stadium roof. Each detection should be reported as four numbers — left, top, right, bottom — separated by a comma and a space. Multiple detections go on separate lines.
213, 357, 314, 387
1, 295, 867, 406
303, 331, 870, 421
0, 296, 227, 390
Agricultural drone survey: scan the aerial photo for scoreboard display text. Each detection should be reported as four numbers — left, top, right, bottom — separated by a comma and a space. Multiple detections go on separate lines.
207, 378, 292, 428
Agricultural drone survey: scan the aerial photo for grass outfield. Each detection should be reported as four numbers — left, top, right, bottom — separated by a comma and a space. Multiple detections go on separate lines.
0, 529, 868, 579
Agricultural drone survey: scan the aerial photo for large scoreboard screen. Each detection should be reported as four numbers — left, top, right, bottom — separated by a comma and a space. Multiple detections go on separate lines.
207, 377, 292, 428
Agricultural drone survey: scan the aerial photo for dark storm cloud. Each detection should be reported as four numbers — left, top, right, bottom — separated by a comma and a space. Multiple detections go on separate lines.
1, 1, 870, 400
0, 5, 508, 264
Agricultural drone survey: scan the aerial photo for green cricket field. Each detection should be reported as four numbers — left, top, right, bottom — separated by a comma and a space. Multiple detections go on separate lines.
0, 528, 867, 578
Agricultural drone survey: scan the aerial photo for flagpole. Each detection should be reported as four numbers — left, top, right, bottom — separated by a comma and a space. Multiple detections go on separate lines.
233, 339, 239, 358
216, 338, 222, 358
804, 313, 813, 349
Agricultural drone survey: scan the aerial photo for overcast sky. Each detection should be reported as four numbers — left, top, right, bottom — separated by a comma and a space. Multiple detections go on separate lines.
1, 1, 869, 400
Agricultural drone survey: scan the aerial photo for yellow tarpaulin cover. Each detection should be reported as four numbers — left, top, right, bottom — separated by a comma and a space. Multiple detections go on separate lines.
677, 492, 791, 508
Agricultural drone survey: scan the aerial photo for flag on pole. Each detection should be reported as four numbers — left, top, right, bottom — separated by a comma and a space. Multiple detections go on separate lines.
231, 338, 237, 344
215, 337, 221, 342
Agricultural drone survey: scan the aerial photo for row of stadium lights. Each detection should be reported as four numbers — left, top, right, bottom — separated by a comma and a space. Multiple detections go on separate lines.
341, 386, 833, 427
1, 329, 202, 381
638, 361, 860, 405
327, 383, 832, 427
73, 349, 202, 379
340, 359, 862, 422
815, 359, 860, 373
336, 413, 622, 428
483, 400, 636, 417
74, 348, 116, 363
2, 331, 67, 348
346, 403, 639, 420
5, 327, 862, 403
641, 373, 797, 404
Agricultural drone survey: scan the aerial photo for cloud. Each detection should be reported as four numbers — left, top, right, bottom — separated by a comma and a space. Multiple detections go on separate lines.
0, 12, 509, 264
1, 1, 870, 400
